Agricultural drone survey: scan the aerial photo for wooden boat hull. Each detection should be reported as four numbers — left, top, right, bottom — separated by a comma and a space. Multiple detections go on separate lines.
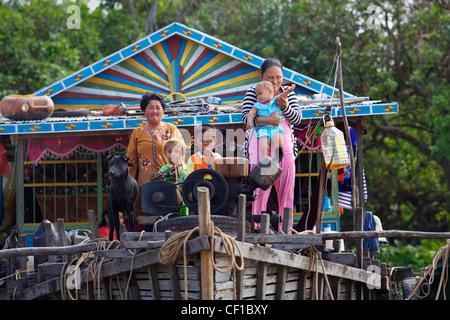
2, 232, 385, 301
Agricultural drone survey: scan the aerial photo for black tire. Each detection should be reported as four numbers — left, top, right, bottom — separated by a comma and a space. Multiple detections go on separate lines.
155, 215, 252, 234
401, 277, 417, 300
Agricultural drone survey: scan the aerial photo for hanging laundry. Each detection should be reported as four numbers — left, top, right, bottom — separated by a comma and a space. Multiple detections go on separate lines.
363, 211, 380, 256
337, 128, 367, 209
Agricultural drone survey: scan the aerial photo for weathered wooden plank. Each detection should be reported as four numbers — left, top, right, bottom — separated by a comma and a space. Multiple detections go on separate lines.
0, 243, 100, 259
198, 187, 213, 300
275, 208, 292, 300
15, 236, 209, 300
164, 231, 181, 300
126, 273, 141, 300
245, 233, 323, 245
235, 194, 246, 300
320, 230, 450, 240
122, 241, 165, 250
94, 249, 132, 258
147, 265, 160, 300
296, 271, 308, 300
44, 220, 57, 263
215, 274, 301, 300
275, 266, 287, 300
88, 210, 99, 240
121, 232, 167, 242
213, 238, 381, 288
256, 214, 269, 300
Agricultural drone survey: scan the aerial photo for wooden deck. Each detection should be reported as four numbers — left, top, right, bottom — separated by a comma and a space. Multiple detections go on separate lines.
0, 231, 386, 300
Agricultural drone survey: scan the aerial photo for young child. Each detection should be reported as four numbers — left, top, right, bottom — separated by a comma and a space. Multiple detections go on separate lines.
161, 138, 188, 182
98, 209, 123, 240
246, 80, 295, 160
186, 123, 222, 175
160, 138, 189, 215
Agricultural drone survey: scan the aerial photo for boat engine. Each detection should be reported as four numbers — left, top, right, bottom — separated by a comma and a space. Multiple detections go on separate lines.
141, 168, 229, 215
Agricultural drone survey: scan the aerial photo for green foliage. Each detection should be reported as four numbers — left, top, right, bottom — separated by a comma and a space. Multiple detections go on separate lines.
378, 239, 447, 274
428, 89, 450, 162
0, 0, 104, 95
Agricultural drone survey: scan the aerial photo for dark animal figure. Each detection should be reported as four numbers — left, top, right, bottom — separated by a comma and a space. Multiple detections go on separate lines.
107, 155, 139, 241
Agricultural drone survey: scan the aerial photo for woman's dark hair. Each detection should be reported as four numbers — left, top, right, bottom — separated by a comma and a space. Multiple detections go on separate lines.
99, 209, 108, 228
140, 92, 167, 112
260, 58, 283, 76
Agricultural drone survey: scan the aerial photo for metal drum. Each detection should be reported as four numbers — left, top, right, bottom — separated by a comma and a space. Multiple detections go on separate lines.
141, 180, 183, 215
181, 168, 229, 214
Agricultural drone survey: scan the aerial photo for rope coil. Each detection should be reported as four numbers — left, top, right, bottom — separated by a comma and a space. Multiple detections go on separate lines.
406, 239, 449, 300
158, 221, 244, 300
304, 245, 334, 300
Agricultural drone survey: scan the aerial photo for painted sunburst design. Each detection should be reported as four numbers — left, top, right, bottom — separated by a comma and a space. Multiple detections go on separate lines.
50, 35, 260, 109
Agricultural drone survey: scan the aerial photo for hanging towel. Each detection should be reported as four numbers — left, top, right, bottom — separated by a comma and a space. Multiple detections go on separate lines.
363, 211, 379, 256
373, 214, 389, 245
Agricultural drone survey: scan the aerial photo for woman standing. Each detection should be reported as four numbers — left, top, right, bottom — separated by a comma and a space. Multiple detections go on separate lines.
127, 92, 184, 186
242, 58, 301, 224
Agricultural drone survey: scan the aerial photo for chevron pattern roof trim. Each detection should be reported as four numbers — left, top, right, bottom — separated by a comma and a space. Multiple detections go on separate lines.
33, 22, 353, 109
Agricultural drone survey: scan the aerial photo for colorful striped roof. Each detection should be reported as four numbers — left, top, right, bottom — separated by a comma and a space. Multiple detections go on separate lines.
33, 22, 354, 110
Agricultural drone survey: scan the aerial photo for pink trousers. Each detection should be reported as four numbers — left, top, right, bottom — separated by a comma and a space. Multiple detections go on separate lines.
248, 119, 296, 230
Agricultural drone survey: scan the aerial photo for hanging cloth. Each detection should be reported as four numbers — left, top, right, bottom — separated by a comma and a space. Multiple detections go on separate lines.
337, 128, 367, 209
363, 211, 379, 256
27, 135, 129, 163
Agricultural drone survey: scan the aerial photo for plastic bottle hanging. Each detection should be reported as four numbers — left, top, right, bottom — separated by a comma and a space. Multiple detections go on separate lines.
320, 117, 350, 170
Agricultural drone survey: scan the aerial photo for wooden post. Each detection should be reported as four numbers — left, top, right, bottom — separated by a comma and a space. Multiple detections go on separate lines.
164, 230, 181, 300
44, 220, 56, 263
256, 213, 270, 299
88, 209, 99, 240
282, 207, 293, 235
16, 136, 24, 235
236, 194, 246, 242
355, 120, 365, 268
276, 207, 292, 300
315, 160, 327, 234
18, 235, 27, 272
197, 186, 213, 300
235, 194, 246, 300
57, 218, 70, 262
57, 218, 69, 246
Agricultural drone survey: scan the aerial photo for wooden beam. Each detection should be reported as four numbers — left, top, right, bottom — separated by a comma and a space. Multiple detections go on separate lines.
213, 238, 381, 288
16, 136, 24, 235
321, 230, 450, 240
198, 186, 213, 300
88, 210, 99, 240
256, 214, 270, 300
165, 231, 181, 300
15, 237, 210, 300
235, 194, 246, 300
276, 208, 293, 299
0, 243, 100, 259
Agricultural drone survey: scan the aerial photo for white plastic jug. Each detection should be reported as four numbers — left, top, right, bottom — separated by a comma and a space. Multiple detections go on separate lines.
321, 118, 350, 170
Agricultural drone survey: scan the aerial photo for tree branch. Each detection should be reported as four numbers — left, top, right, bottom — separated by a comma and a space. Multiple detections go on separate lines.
369, 115, 431, 157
